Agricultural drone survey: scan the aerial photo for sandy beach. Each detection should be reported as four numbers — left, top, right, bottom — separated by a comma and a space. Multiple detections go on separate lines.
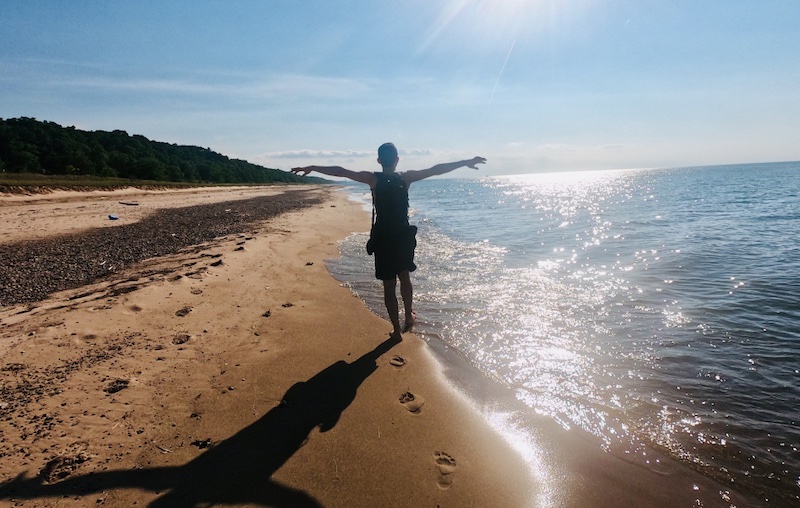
0, 186, 532, 507
0, 184, 763, 508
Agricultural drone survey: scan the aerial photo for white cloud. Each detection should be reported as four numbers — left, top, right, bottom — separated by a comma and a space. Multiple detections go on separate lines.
1, 59, 376, 102
239, 74, 376, 100
263, 147, 434, 159
401, 148, 435, 157
261, 149, 374, 159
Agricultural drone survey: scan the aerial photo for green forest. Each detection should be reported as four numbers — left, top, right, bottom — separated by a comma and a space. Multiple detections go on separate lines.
0, 117, 317, 185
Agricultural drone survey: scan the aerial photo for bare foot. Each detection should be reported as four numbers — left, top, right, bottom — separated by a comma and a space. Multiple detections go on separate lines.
403, 311, 416, 333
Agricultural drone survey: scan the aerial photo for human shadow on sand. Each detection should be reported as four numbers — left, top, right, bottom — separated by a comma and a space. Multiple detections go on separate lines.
0, 335, 401, 507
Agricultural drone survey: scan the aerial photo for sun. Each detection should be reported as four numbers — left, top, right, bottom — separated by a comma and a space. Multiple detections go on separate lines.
419, 0, 595, 52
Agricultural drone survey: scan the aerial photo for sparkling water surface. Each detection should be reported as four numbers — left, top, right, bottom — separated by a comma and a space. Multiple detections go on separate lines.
327, 162, 800, 505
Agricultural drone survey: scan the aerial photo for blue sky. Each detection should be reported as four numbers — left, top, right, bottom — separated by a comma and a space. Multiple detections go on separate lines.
2, 1, 799, 177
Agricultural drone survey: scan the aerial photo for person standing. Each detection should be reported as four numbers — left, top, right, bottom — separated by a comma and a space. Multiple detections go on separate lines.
292, 143, 485, 339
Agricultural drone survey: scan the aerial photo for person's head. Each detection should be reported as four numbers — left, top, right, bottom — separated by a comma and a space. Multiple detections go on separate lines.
377, 142, 399, 172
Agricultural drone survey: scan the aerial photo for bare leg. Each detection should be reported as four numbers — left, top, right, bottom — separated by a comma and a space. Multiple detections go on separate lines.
383, 278, 403, 339
399, 270, 415, 332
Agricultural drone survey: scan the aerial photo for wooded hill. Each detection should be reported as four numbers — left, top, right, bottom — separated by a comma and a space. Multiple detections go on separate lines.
0, 117, 318, 185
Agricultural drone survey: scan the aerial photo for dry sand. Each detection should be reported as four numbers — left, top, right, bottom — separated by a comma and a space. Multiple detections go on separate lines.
0, 185, 761, 508
0, 185, 305, 244
0, 186, 532, 507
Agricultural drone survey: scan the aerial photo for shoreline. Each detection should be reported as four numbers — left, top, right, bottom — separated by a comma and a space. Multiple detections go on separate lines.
0, 186, 532, 507
333, 186, 766, 508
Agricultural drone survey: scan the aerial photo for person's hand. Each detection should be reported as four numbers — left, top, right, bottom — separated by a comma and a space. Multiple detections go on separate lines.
467, 157, 486, 169
291, 167, 312, 176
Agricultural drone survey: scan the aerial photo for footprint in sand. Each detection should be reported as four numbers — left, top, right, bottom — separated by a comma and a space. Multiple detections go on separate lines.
389, 355, 406, 368
172, 333, 191, 345
434, 451, 457, 489
399, 391, 424, 413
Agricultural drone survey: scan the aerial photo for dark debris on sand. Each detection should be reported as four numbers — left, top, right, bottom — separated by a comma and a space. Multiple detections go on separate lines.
0, 190, 324, 306
39, 452, 91, 483
103, 379, 130, 394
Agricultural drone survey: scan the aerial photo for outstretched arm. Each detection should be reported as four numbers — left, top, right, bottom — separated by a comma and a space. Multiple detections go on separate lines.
402, 157, 486, 185
291, 166, 376, 185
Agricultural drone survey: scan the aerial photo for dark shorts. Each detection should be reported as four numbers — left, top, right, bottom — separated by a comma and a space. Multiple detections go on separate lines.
374, 227, 417, 281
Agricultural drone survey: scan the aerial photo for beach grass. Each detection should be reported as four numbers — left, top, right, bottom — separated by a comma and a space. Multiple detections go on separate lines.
0, 172, 199, 193
0, 172, 313, 195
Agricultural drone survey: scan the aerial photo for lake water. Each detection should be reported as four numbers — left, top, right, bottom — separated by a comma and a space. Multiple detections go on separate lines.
327, 161, 800, 505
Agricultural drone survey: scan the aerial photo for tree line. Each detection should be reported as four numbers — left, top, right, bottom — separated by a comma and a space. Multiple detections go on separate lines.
0, 117, 316, 184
